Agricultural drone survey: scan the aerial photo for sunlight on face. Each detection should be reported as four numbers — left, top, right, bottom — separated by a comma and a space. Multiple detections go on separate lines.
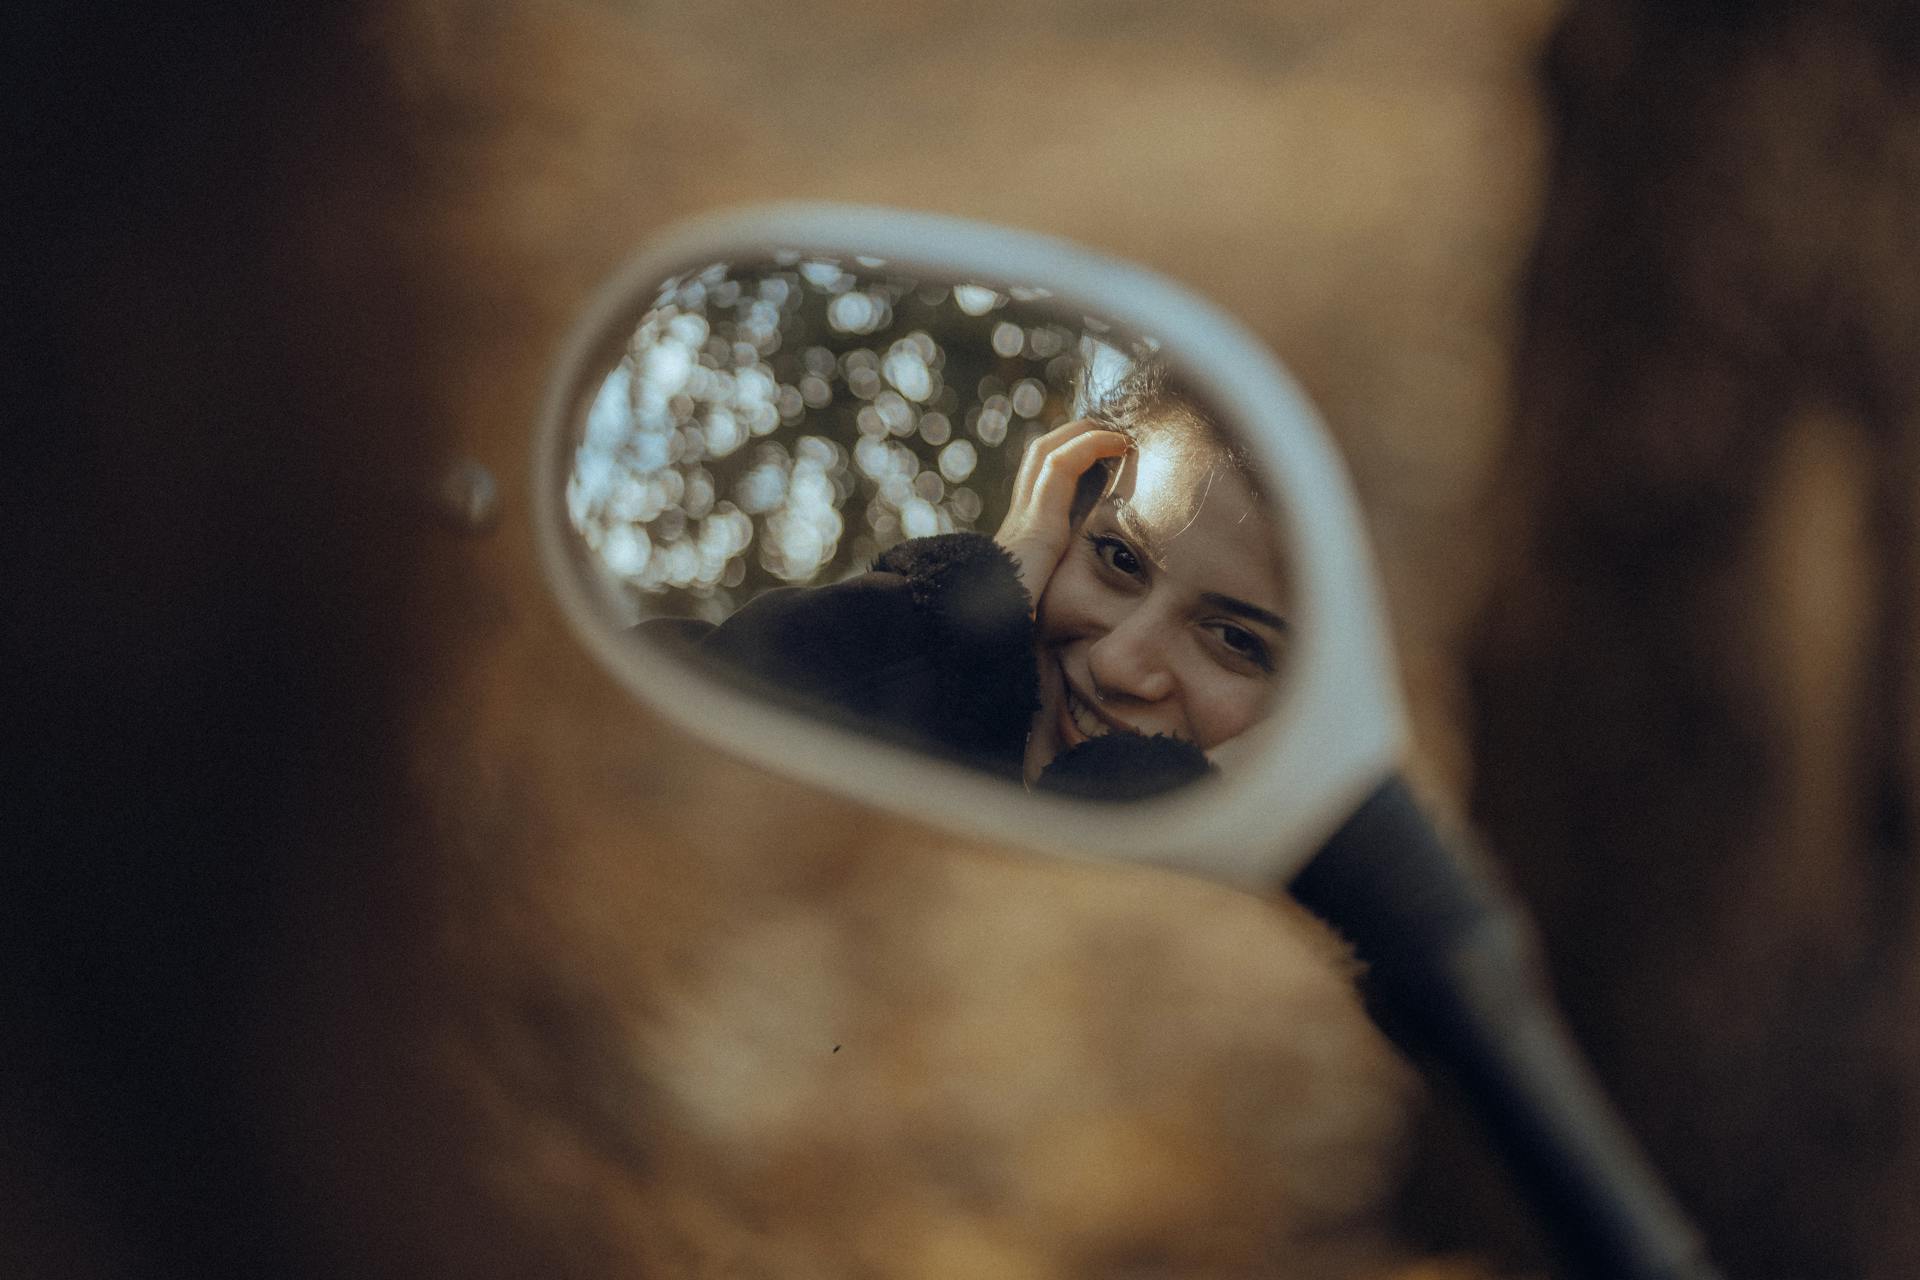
1025, 430, 1288, 781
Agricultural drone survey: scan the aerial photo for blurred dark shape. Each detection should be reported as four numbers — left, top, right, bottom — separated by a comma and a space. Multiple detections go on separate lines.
1446, 2, 1920, 1277
8, 3, 424, 1278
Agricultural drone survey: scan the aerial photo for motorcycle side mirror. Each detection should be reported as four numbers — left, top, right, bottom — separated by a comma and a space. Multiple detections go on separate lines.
534, 204, 1402, 886
533, 204, 1724, 1280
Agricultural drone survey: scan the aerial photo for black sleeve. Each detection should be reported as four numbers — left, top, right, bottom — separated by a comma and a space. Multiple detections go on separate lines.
652, 533, 1039, 763
1034, 732, 1215, 801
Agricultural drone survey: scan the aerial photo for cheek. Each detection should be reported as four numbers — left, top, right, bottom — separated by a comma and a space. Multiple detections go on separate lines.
1181, 666, 1271, 749
1035, 556, 1102, 643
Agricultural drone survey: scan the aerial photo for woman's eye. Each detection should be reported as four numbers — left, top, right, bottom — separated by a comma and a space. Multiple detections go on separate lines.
1090, 534, 1142, 578
1209, 622, 1273, 673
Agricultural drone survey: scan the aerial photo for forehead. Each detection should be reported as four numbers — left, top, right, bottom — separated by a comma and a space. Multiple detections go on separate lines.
1106, 434, 1288, 610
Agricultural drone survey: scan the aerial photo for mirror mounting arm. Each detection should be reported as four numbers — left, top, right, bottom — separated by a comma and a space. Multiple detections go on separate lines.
1291, 776, 1725, 1280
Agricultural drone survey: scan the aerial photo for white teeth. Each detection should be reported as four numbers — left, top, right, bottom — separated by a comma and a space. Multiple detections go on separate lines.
1067, 690, 1110, 739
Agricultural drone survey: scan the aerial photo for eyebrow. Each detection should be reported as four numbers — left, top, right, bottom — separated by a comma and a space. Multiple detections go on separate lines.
1109, 500, 1288, 633
1200, 592, 1289, 633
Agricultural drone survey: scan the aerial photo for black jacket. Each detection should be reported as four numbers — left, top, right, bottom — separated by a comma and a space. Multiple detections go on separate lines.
650, 533, 1211, 800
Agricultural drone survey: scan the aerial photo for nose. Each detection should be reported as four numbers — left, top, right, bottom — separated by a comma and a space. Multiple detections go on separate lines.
1086, 609, 1176, 704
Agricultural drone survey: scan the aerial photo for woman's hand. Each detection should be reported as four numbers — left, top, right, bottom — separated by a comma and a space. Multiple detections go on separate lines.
994, 418, 1131, 608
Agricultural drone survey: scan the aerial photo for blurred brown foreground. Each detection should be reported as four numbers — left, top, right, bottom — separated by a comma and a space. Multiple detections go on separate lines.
9, 1, 1918, 1278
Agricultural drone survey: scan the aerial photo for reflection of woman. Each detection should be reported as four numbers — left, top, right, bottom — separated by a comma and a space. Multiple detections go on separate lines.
666, 365, 1287, 799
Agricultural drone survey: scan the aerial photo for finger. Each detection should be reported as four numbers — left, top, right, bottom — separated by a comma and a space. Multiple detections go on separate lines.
1008, 417, 1105, 511
1026, 429, 1130, 526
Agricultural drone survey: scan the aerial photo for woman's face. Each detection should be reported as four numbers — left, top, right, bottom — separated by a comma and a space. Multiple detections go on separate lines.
1025, 427, 1288, 781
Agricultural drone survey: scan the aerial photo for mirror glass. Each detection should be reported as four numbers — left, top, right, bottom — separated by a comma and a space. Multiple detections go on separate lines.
561, 255, 1293, 801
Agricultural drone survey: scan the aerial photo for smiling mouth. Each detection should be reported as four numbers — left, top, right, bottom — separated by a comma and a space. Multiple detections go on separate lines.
1061, 683, 1117, 745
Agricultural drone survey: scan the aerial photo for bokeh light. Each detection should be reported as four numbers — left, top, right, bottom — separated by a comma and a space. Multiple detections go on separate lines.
568, 257, 1141, 622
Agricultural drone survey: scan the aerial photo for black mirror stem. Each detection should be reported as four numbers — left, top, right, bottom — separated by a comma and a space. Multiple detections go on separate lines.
1290, 775, 1725, 1280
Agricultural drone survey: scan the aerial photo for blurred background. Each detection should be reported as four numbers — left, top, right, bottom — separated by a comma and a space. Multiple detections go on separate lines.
568, 261, 1117, 617
13, 0, 1919, 1277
